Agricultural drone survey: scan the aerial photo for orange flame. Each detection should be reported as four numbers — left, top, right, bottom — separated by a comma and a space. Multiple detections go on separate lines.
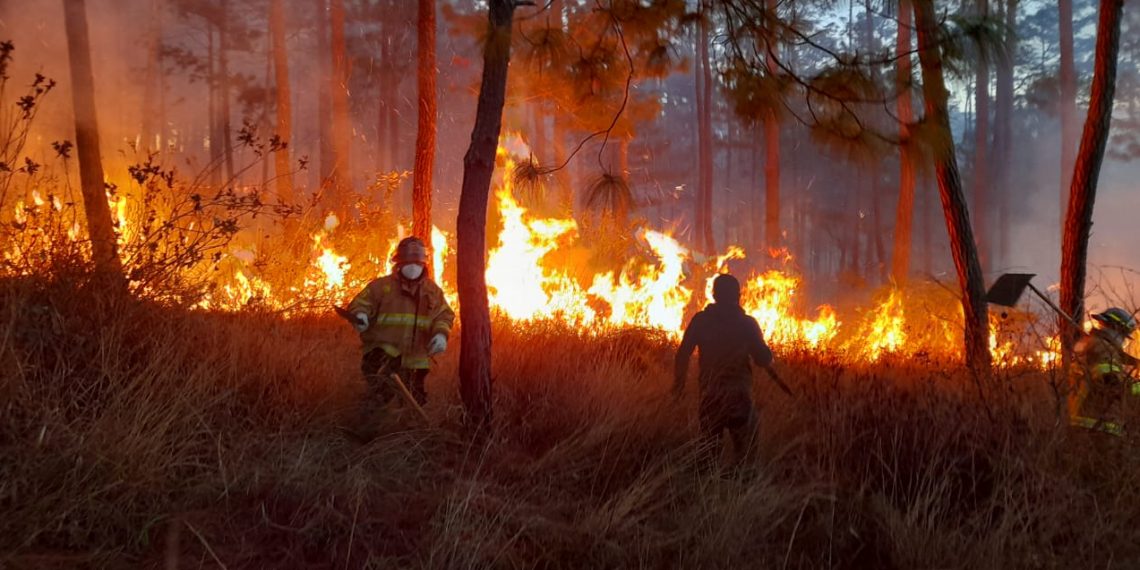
0, 133, 1069, 371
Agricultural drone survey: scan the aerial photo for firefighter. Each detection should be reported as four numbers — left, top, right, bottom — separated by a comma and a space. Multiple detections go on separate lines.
347, 236, 454, 425
1070, 307, 1139, 436
674, 273, 775, 466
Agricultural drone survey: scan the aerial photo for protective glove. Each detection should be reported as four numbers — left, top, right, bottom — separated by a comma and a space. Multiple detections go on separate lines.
428, 333, 447, 356
352, 312, 369, 333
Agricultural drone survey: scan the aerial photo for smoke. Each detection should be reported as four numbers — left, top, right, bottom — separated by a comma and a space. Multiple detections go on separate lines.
0, 0, 1136, 317
1005, 118, 1140, 315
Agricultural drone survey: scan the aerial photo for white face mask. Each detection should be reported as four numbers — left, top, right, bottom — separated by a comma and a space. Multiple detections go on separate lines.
400, 263, 425, 280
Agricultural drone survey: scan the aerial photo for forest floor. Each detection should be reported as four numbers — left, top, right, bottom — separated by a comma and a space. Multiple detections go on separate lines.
3, 276, 1140, 569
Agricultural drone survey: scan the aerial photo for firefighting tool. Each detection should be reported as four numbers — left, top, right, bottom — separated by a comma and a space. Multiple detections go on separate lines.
985, 273, 1081, 328
764, 365, 795, 397
390, 373, 430, 422
333, 304, 358, 325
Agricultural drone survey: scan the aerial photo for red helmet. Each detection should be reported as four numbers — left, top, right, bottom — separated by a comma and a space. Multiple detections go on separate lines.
392, 236, 427, 266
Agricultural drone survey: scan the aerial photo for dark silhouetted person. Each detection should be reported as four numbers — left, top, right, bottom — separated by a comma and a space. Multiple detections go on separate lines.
674, 273, 774, 466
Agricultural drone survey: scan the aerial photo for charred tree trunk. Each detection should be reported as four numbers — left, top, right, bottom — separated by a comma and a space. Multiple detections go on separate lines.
63, 0, 124, 286
457, 0, 518, 428
972, 0, 990, 276
270, 0, 294, 203
328, 0, 353, 207
413, 0, 437, 246
914, 0, 991, 374
1060, 0, 1124, 354
994, 0, 1017, 269
696, 12, 715, 254
1059, 0, 1076, 232
891, 0, 916, 284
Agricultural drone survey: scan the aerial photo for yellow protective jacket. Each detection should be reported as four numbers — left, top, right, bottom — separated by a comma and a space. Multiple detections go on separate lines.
1070, 329, 1140, 435
347, 273, 455, 369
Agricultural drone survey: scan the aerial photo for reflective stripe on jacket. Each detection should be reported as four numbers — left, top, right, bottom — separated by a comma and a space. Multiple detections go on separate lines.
1070, 415, 1124, 437
1070, 330, 1138, 435
348, 274, 455, 369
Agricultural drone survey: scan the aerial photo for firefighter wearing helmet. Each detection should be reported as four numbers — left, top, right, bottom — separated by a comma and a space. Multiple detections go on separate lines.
1070, 307, 1140, 436
346, 237, 454, 427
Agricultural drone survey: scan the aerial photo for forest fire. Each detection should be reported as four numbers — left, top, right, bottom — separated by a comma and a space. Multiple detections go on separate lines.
1, 137, 1061, 370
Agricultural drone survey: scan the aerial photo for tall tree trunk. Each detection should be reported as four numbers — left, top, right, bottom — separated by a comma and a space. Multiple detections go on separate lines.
457, 0, 518, 428
763, 3, 780, 253
218, 2, 234, 183
554, 112, 572, 214
328, 0, 353, 208
921, 168, 933, 275
692, 35, 703, 248
316, 0, 333, 191
63, 0, 124, 286
913, 0, 991, 375
1060, 0, 1124, 356
871, 174, 886, 283
551, 0, 573, 216
140, 0, 164, 152
851, 167, 863, 275
616, 136, 631, 233
891, 0, 916, 284
972, 0, 990, 275
994, 0, 1017, 270
1059, 0, 1076, 231
270, 0, 294, 203
413, 0, 437, 246
377, 36, 392, 173
764, 107, 779, 252
530, 101, 545, 168
208, 29, 223, 187
752, 122, 763, 251
696, 12, 714, 253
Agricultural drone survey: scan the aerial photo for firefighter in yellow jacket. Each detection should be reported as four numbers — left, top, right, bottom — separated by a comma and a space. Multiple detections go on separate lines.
347, 236, 454, 417
1070, 307, 1139, 436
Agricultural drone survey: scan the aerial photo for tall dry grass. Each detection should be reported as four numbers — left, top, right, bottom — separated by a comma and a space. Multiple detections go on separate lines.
3, 275, 1140, 569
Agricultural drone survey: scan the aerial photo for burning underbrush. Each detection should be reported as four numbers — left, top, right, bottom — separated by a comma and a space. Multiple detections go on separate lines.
3, 277, 1140, 568
2, 139, 1070, 370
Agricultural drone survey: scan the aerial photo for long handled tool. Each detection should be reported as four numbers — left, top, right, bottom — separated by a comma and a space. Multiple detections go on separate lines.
332, 305, 359, 325
764, 365, 795, 398
332, 306, 430, 423
985, 273, 1081, 328
389, 373, 430, 423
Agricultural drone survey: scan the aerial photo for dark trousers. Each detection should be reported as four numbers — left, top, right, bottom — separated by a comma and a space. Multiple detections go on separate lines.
360, 348, 429, 409
698, 389, 759, 468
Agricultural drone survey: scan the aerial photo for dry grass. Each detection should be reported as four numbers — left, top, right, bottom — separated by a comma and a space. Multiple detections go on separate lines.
3, 276, 1140, 569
